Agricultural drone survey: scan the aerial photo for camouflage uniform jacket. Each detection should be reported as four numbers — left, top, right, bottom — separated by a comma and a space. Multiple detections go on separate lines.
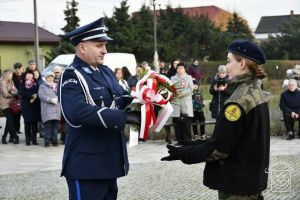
176, 73, 270, 195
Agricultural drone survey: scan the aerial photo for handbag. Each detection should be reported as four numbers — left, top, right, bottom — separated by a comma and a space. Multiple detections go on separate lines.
10, 98, 22, 115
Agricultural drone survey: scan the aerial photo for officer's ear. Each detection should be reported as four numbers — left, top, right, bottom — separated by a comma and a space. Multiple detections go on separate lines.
77, 42, 87, 54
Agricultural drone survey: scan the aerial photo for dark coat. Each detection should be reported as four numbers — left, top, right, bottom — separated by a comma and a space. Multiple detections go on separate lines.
279, 89, 300, 114
19, 80, 41, 122
166, 67, 177, 79
209, 74, 231, 119
176, 75, 270, 195
127, 75, 138, 88
188, 64, 203, 82
12, 73, 24, 89
59, 55, 131, 180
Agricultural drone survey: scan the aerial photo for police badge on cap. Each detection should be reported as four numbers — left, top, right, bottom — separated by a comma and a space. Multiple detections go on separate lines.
65, 18, 112, 46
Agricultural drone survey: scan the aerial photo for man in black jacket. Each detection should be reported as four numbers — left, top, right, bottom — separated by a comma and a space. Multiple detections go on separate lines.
280, 79, 300, 140
12, 62, 24, 135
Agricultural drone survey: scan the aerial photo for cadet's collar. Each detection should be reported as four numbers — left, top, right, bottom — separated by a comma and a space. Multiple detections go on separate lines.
229, 72, 255, 84
227, 72, 256, 91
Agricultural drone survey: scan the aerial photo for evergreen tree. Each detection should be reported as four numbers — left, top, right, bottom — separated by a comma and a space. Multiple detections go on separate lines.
157, 5, 191, 61
226, 12, 254, 40
187, 15, 229, 61
260, 16, 300, 60
61, 0, 80, 33
277, 16, 300, 59
105, 0, 134, 53
45, 0, 80, 64
130, 5, 154, 62
261, 36, 285, 60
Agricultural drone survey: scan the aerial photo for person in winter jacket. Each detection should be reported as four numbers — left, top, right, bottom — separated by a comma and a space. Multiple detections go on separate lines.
0, 70, 19, 144
19, 71, 41, 145
209, 65, 231, 119
38, 71, 61, 147
171, 62, 194, 145
279, 79, 300, 140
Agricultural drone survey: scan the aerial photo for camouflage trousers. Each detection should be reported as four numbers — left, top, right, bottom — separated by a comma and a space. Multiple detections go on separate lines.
218, 191, 264, 200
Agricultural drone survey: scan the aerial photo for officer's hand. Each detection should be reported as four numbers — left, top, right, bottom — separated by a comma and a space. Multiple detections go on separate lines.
126, 111, 141, 125
161, 144, 181, 161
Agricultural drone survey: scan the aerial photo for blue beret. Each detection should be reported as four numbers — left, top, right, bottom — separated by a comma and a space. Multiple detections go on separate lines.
65, 18, 112, 46
227, 40, 266, 64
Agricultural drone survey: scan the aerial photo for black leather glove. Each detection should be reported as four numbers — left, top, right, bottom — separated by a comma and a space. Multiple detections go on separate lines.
161, 144, 182, 161
126, 111, 141, 125
180, 139, 208, 147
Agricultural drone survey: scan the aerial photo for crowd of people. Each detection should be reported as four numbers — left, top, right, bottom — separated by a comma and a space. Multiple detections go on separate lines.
113, 58, 232, 145
0, 60, 65, 147
1, 57, 298, 148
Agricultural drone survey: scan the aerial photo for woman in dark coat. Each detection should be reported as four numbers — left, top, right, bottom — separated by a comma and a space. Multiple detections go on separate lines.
166, 58, 180, 79
19, 71, 41, 145
209, 65, 231, 119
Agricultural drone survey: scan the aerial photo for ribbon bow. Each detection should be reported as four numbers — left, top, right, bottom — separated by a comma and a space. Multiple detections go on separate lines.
131, 70, 174, 140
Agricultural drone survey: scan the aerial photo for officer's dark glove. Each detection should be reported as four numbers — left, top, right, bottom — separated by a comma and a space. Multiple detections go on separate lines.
161, 144, 182, 161
126, 111, 141, 125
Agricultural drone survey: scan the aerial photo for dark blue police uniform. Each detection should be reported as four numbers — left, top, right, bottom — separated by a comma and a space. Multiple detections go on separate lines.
59, 18, 132, 200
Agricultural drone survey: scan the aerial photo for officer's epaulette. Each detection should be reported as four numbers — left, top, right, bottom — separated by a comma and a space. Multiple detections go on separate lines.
65, 66, 75, 71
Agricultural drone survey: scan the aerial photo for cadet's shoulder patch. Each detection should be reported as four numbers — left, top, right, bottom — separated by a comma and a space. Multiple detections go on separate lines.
224, 104, 241, 121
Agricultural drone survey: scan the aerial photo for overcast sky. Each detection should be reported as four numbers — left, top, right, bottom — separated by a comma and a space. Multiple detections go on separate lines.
0, 0, 299, 34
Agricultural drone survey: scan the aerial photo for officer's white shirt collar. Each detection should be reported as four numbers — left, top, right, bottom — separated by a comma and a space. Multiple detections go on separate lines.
89, 66, 100, 72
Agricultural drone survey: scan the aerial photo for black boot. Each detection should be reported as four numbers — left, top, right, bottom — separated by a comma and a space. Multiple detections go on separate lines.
25, 130, 31, 145
286, 131, 294, 140
32, 132, 38, 145
8, 137, 14, 143
26, 139, 31, 146
14, 135, 19, 144
2, 136, 7, 144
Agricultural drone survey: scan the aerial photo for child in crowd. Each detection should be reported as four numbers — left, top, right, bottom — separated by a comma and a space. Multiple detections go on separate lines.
192, 83, 206, 140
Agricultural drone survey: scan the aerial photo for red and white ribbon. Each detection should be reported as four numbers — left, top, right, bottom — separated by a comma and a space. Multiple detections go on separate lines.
131, 70, 174, 140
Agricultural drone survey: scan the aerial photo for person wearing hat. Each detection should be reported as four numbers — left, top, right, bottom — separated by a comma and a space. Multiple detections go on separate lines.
26, 60, 37, 73
38, 71, 60, 147
59, 17, 140, 199
53, 65, 63, 84
162, 40, 270, 200
209, 65, 230, 119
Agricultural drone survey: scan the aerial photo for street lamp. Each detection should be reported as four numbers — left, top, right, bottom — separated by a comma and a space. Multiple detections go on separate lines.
152, 0, 159, 72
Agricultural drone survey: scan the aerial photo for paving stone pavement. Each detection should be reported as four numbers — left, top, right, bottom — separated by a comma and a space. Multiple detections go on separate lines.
0, 117, 300, 199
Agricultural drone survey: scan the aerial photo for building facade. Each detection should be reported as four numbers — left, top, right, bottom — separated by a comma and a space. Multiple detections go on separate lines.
0, 21, 59, 72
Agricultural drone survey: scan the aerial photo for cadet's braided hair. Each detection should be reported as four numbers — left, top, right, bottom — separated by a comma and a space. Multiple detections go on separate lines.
232, 53, 266, 80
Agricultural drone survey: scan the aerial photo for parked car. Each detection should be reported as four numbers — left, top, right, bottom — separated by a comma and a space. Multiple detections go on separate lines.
42, 53, 137, 76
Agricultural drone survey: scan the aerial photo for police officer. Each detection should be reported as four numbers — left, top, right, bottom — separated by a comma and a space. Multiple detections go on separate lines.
162, 40, 269, 200
59, 18, 139, 200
